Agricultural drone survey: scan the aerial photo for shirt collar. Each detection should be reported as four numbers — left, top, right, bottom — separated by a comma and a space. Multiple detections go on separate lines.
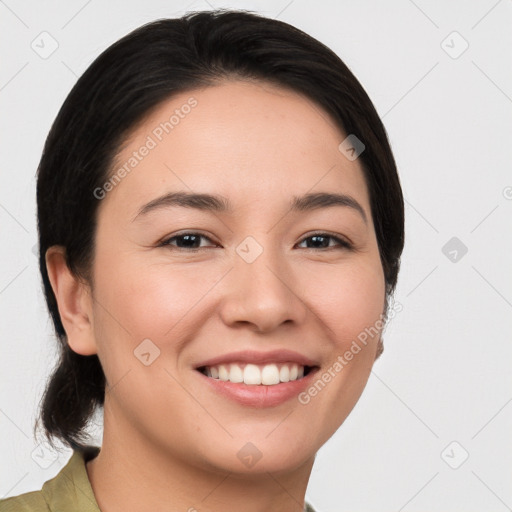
41, 445, 101, 511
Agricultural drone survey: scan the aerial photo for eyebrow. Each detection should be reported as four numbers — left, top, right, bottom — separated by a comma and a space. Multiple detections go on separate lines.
133, 191, 367, 224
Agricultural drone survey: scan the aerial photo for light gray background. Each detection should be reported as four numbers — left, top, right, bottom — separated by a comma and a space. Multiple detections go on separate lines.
1, 1, 511, 510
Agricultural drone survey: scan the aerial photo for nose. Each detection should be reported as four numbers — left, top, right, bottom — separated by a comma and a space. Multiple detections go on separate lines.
219, 243, 307, 333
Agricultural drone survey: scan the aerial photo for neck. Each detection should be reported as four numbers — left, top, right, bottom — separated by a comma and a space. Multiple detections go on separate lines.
86, 404, 315, 512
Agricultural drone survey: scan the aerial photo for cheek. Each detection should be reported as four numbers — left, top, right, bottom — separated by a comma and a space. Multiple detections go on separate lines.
124, 262, 224, 336
288, 258, 386, 450
92, 252, 223, 352
302, 256, 386, 346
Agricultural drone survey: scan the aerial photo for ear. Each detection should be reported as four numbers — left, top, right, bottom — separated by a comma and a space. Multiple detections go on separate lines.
45, 246, 97, 356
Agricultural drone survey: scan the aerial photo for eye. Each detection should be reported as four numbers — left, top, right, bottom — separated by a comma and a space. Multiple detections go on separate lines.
159, 231, 353, 251
160, 232, 217, 251
296, 232, 353, 250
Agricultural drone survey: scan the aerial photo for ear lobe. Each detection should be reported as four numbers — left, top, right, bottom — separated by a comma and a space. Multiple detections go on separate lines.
45, 246, 97, 356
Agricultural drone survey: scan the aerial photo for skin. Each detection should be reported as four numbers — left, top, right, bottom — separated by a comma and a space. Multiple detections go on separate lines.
46, 80, 386, 512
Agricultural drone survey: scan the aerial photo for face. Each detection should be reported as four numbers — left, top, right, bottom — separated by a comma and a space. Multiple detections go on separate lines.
85, 80, 385, 474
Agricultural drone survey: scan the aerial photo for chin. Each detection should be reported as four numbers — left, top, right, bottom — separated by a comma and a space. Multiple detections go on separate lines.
192, 430, 319, 477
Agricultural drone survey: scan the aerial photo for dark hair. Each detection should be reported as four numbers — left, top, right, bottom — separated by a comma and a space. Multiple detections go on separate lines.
35, 8, 404, 451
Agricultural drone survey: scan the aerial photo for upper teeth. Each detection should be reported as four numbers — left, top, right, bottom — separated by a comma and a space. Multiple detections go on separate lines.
204, 363, 305, 385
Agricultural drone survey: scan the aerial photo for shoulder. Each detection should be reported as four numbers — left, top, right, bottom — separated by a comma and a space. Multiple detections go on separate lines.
0, 446, 100, 512
0, 491, 49, 511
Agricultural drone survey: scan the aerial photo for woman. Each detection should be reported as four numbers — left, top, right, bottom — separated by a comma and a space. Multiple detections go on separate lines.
1, 8, 404, 512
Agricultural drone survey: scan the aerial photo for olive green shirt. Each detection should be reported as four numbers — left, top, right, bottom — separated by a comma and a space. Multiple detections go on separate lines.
0, 446, 101, 511
0, 447, 318, 511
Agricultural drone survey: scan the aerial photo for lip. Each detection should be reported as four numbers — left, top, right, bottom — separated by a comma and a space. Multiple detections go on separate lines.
194, 349, 319, 369
196, 366, 320, 408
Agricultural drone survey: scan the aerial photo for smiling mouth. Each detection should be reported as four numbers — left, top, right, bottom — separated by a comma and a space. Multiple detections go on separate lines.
197, 362, 316, 386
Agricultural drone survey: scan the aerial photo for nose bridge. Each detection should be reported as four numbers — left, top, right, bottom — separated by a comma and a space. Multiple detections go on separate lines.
219, 234, 306, 331
237, 236, 286, 295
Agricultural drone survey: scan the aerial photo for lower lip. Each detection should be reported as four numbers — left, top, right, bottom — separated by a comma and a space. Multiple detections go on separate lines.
196, 368, 319, 408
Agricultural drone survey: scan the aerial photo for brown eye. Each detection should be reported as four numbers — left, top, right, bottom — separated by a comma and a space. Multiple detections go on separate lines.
296, 233, 352, 250
160, 232, 217, 251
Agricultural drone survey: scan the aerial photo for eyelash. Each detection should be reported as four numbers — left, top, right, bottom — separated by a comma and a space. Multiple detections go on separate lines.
159, 231, 353, 252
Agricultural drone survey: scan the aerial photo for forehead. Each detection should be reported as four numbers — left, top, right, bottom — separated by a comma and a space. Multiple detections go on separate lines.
102, 80, 370, 217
